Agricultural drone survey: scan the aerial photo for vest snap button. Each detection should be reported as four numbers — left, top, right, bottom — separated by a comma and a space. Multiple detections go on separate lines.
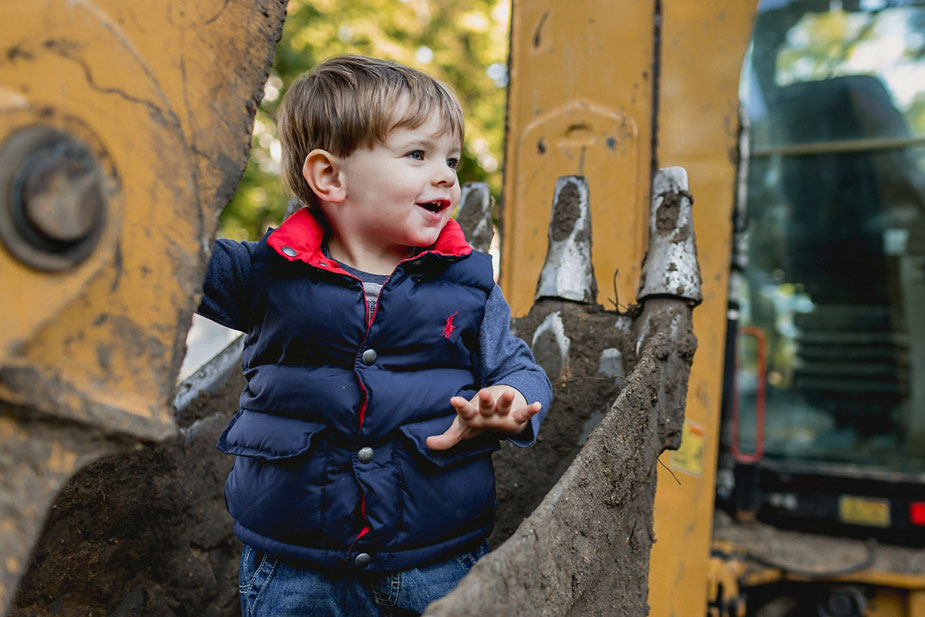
354, 553, 372, 568
281, 246, 297, 257
361, 349, 377, 365
357, 447, 374, 463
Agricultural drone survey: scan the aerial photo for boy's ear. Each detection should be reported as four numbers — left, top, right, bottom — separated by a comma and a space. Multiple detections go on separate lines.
303, 149, 346, 203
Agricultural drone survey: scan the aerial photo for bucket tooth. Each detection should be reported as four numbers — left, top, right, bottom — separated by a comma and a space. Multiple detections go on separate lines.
456, 182, 494, 253
534, 175, 597, 304
529, 311, 570, 381
637, 167, 703, 305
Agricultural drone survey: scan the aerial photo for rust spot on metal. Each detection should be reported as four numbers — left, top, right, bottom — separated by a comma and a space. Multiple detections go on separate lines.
96, 344, 112, 372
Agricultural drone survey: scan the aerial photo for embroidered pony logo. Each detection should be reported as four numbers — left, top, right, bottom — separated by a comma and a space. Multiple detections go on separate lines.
443, 311, 459, 339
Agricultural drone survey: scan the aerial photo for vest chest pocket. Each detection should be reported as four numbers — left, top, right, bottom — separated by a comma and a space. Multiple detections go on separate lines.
218, 410, 330, 543
398, 416, 501, 467
395, 416, 500, 545
217, 409, 326, 460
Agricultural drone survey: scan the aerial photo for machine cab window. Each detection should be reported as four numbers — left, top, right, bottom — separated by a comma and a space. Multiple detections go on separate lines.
728, 0, 925, 536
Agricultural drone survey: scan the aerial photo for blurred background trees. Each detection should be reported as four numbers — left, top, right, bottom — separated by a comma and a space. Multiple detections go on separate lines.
220, 0, 511, 240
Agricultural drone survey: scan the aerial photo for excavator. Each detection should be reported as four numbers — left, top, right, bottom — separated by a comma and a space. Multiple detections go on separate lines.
1, 1, 923, 616
493, 0, 925, 615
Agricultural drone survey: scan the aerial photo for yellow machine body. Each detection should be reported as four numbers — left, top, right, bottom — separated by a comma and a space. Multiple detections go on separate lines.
503, 1, 925, 616
0, 1, 285, 611
0, 0, 282, 434
503, 3, 755, 616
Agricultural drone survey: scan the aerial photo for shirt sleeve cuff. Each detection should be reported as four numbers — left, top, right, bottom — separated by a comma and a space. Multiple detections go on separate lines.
496, 378, 550, 448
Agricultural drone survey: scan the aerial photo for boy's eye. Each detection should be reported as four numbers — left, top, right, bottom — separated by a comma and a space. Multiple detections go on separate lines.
407, 150, 425, 160
447, 158, 460, 170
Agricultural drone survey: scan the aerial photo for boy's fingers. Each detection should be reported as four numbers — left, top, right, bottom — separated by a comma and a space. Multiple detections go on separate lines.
512, 402, 542, 424
450, 396, 477, 419
450, 396, 467, 408
477, 389, 495, 417
445, 394, 541, 440
495, 391, 514, 416
425, 433, 460, 451
426, 418, 464, 450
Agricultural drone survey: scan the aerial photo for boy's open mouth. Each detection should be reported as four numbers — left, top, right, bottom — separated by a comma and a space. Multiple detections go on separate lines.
418, 200, 450, 214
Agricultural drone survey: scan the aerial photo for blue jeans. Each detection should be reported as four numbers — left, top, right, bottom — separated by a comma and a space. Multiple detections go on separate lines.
238, 542, 489, 617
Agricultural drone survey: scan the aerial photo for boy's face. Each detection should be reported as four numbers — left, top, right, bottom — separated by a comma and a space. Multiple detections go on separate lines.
327, 107, 462, 262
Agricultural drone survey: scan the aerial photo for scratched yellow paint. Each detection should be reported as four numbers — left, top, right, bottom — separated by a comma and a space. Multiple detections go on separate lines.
503, 3, 757, 616
0, 0, 281, 440
648, 4, 756, 617
501, 0, 653, 312
0, 1, 198, 437
0, 417, 25, 441
0, 5, 283, 610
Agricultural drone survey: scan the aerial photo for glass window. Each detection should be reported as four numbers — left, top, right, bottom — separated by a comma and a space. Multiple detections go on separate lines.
736, 0, 925, 472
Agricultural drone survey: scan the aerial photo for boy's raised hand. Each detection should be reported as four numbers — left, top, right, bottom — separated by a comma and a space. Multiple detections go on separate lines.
425, 385, 543, 451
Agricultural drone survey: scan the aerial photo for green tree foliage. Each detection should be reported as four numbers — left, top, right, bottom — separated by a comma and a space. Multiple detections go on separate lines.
220, 0, 510, 240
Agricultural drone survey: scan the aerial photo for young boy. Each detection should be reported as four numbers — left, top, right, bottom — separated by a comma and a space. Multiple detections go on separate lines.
198, 54, 551, 616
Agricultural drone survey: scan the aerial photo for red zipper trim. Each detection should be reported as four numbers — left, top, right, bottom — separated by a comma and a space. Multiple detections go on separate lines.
346, 246, 452, 556
353, 270, 388, 433
346, 497, 371, 559
349, 281, 385, 553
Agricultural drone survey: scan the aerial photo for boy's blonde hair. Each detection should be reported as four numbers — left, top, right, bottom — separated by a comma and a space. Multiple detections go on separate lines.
279, 54, 465, 209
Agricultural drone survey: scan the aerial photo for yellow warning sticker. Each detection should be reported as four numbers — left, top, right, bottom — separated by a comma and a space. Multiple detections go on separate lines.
839, 495, 891, 528
670, 420, 704, 476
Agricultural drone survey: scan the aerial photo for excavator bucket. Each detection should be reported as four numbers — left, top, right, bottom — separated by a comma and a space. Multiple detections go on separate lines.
425, 169, 700, 616
0, 1, 287, 612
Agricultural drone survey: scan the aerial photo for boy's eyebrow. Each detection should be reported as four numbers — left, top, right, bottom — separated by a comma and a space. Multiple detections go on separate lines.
389, 134, 462, 153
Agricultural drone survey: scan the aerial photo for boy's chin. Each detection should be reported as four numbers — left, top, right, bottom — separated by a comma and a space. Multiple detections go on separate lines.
408, 228, 445, 248
409, 239, 438, 250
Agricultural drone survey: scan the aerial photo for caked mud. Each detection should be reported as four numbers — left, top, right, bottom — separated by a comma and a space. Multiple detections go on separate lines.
9, 373, 244, 617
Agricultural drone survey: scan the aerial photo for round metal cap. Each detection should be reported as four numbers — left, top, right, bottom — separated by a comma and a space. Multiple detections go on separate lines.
281, 246, 297, 257
0, 125, 110, 271
361, 349, 377, 365
354, 553, 372, 568
357, 447, 374, 463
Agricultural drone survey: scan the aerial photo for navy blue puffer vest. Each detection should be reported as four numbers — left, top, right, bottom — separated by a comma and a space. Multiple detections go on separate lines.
216, 209, 497, 572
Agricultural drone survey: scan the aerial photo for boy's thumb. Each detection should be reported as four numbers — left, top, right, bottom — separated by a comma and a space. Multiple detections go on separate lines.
425, 432, 458, 451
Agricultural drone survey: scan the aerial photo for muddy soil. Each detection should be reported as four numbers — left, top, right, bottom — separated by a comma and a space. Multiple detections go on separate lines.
713, 510, 925, 576
9, 373, 245, 617
491, 298, 635, 545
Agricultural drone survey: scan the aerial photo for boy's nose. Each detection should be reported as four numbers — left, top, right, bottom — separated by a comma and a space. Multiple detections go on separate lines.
433, 163, 457, 186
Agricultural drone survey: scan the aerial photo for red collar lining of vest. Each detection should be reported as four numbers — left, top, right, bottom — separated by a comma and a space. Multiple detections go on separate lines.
267, 207, 472, 272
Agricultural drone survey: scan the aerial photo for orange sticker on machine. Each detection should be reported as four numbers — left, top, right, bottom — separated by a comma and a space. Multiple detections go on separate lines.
670, 420, 704, 476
